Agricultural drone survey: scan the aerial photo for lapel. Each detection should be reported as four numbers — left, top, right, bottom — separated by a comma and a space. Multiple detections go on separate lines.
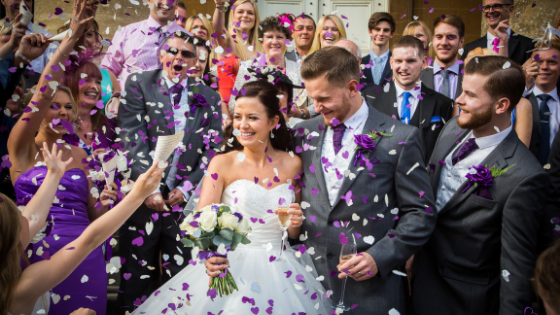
528, 93, 541, 137
429, 122, 470, 191
153, 71, 175, 135
417, 84, 437, 129
508, 32, 520, 59
331, 106, 387, 210
438, 129, 519, 215
311, 119, 331, 204
361, 54, 373, 83
420, 67, 435, 90
381, 50, 393, 84
379, 81, 398, 118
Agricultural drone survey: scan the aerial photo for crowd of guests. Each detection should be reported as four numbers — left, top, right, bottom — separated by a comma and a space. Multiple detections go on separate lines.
0, 0, 560, 314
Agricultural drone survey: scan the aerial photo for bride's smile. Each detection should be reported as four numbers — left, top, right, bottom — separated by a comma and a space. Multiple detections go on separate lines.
233, 97, 278, 149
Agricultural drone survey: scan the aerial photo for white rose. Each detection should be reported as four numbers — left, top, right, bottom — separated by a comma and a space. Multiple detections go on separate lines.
235, 218, 251, 235
199, 211, 218, 232
179, 213, 198, 234
117, 155, 128, 172
218, 213, 239, 230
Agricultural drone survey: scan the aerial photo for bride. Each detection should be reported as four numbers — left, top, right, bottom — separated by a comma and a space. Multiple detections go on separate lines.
131, 81, 332, 314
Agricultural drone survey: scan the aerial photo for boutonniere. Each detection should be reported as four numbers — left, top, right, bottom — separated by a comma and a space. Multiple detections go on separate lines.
353, 130, 392, 166
189, 92, 209, 115
462, 164, 515, 193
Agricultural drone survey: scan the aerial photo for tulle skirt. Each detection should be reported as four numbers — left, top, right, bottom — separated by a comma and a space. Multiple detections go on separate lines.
131, 243, 333, 315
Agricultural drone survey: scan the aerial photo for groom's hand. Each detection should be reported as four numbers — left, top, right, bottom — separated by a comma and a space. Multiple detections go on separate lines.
337, 252, 378, 281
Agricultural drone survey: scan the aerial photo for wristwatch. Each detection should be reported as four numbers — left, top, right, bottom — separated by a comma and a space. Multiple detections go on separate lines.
300, 109, 307, 119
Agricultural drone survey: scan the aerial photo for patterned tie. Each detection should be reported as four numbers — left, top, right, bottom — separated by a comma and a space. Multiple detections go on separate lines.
401, 91, 411, 124
372, 56, 384, 85
170, 83, 184, 107
440, 69, 450, 98
538, 94, 552, 165
332, 123, 347, 155
452, 138, 479, 165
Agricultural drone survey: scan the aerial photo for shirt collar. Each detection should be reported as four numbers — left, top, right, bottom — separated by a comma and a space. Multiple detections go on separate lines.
395, 82, 422, 100
434, 59, 461, 75
370, 49, 390, 60
341, 98, 369, 131
487, 28, 512, 41
533, 86, 559, 103
163, 76, 188, 89
470, 123, 513, 149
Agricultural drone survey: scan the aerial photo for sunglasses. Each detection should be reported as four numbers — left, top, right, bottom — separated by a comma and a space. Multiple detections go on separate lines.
165, 47, 196, 59
482, 3, 512, 12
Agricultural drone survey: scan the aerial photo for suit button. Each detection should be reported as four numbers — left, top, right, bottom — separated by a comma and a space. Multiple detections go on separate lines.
327, 253, 333, 259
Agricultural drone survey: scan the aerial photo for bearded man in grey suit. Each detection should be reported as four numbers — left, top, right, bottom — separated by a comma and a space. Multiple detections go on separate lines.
115, 32, 223, 312
411, 56, 549, 314
294, 46, 437, 314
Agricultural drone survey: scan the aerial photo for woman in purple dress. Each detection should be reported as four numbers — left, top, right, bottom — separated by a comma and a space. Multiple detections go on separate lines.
7, 4, 116, 314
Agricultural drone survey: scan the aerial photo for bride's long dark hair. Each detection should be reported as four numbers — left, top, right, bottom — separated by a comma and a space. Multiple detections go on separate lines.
224, 81, 293, 153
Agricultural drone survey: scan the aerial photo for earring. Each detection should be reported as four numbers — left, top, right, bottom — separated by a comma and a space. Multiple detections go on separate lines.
270, 130, 275, 138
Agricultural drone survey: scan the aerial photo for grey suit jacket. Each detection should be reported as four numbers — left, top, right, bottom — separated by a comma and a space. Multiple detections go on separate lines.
294, 105, 437, 315
117, 69, 223, 193
420, 65, 463, 100
412, 117, 549, 315
285, 49, 298, 63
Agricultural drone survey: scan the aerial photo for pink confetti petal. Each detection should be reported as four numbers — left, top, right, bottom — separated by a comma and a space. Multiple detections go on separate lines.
429, 7, 434, 13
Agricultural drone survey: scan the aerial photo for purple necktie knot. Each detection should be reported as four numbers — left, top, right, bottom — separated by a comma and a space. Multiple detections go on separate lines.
332, 123, 347, 155
452, 137, 478, 165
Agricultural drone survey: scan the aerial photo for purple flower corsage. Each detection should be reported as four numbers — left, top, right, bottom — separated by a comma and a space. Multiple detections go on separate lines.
353, 130, 392, 166
462, 164, 515, 195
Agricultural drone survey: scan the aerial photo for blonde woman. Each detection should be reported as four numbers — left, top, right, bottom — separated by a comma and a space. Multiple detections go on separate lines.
403, 20, 434, 62
462, 48, 532, 148
308, 15, 347, 55
184, 14, 218, 86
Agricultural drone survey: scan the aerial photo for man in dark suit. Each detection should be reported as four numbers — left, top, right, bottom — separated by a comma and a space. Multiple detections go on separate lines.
412, 56, 549, 314
523, 35, 560, 165
116, 32, 223, 313
543, 134, 560, 253
297, 46, 437, 315
420, 15, 465, 103
364, 36, 453, 162
360, 12, 395, 88
462, 0, 533, 66
285, 14, 315, 63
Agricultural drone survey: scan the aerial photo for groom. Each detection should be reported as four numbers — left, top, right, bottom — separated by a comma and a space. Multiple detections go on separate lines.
294, 46, 437, 314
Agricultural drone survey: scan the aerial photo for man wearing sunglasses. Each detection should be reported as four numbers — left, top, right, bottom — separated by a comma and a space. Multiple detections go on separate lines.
462, 0, 534, 66
116, 32, 222, 314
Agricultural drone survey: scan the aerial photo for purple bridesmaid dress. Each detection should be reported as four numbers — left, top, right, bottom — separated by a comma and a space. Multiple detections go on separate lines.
15, 165, 107, 315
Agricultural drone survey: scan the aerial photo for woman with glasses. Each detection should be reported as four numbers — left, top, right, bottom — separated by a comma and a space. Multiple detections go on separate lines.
57, 19, 120, 112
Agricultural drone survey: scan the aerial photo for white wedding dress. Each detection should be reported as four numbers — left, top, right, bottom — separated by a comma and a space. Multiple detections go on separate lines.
132, 179, 332, 315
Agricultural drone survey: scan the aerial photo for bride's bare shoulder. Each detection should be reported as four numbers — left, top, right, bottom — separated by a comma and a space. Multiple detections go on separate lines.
278, 151, 302, 173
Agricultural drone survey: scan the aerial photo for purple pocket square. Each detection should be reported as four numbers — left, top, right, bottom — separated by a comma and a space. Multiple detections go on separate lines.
474, 187, 493, 200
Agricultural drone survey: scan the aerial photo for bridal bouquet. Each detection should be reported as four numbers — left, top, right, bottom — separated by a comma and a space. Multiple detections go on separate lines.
180, 204, 252, 297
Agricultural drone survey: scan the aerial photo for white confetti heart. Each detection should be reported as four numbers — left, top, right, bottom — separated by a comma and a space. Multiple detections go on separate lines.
301, 201, 311, 209
406, 162, 419, 175
363, 218, 368, 226
174, 254, 184, 266
162, 254, 169, 261
232, 129, 241, 136
385, 194, 389, 207
71, 175, 81, 180
458, 48, 464, 56
63, 295, 71, 301
81, 275, 89, 283
305, 265, 313, 272
108, 279, 116, 285
390, 208, 399, 215
392, 270, 407, 277
140, 275, 150, 279
413, 16, 419, 20
146, 221, 154, 236
502, 269, 510, 282
217, 243, 227, 255
54, 234, 60, 241
389, 149, 397, 155
352, 213, 360, 221
51, 293, 61, 304
114, 3, 122, 9
502, 61, 511, 69
316, 275, 324, 281
36, 246, 44, 256
215, 46, 225, 54
389, 308, 401, 315
384, 83, 390, 93
363, 236, 375, 245
237, 152, 246, 162
307, 246, 315, 255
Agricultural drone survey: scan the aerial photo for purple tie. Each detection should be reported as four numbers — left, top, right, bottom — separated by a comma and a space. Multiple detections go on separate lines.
170, 84, 184, 107
332, 123, 347, 155
452, 138, 479, 165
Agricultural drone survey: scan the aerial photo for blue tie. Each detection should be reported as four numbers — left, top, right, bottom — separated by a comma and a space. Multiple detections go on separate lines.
538, 94, 552, 165
401, 91, 411, 124
372, 56, 384, 85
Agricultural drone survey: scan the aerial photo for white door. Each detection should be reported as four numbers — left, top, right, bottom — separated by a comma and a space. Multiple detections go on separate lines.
255, 0, 388, 54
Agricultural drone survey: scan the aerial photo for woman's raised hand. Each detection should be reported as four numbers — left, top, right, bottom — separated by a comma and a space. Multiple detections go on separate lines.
68, 0, 95, 40
130, 161, 165, 199
41, 142, 73, 178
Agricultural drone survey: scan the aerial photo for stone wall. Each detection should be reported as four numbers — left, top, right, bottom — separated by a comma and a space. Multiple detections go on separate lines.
481, 0, 559, 39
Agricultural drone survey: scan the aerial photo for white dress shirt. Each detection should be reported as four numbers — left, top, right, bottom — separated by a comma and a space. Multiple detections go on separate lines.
321, 99, 369, 206
486, 28, 512, 50
27, 22, 58, 75
435, 124, 513, 211
533, 86, 560, 148
152, 77, 190, 199
395, 82, 422, 120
